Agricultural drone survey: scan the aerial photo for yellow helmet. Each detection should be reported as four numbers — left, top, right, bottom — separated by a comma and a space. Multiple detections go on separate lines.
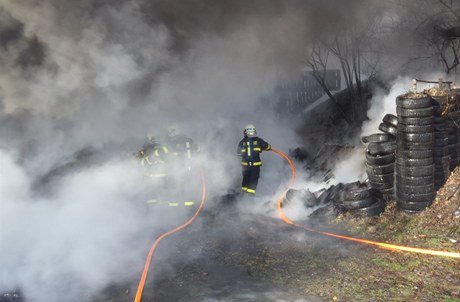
244, 124, 257, 137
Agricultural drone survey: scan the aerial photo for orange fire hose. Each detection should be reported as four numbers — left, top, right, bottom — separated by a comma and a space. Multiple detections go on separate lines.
134, 169, 207, 302
271, 148, 460, 259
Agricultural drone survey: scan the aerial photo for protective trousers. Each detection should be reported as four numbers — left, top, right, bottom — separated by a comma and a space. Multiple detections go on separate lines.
241, 166, 260, 195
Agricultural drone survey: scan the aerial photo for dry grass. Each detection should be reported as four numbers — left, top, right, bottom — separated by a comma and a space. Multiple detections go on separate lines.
425, 87, 450, 97
401, 91, 429, 99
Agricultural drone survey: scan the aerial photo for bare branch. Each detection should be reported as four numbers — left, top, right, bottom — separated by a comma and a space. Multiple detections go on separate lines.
439, 0, 460, 19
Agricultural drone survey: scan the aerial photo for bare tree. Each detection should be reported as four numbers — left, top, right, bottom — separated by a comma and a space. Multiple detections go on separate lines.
393, 0, 460, 75
432, 25, 460, 74
305, 42, 352, 125
305, 19, 382, 126
305, 0, 460, 126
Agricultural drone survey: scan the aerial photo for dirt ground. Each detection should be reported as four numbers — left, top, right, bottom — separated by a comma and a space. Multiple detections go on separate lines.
6, 170, 442, 302
10, 166, 458, 302
90, 168, 460, 302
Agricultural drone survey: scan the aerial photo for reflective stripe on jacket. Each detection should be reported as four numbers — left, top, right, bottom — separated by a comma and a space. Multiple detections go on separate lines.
167, 134, 199, 159
237, 136, 271, 166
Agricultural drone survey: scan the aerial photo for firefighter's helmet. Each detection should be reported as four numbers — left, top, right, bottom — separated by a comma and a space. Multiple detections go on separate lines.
168, 124, 180, 137
146, 132, 156, 143
244, 124, 257, 137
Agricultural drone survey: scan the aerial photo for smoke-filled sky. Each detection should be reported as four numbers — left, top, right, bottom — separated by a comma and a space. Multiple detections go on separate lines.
0, 0, 457, 301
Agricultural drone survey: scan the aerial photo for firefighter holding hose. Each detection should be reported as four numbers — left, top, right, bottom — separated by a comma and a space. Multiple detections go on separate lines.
237, 124, 271, 195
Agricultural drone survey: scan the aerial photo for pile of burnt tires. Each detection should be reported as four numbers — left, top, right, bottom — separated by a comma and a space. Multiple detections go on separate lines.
362, 113, 397, 201
285, 181, 386, 220
283, 185, 346, 222
395, 95, 436, 213
283, 187, 321, 209
339, 181, 385, 217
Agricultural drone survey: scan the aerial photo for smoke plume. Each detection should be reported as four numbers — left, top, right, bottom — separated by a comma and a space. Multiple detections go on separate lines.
0, 0, 455, 301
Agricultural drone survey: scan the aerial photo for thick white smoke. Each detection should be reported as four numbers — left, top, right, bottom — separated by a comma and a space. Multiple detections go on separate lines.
0, 148, 177, 300
361, 72, 451, 137
1, 0, 457, 301
0, 1, 313, 301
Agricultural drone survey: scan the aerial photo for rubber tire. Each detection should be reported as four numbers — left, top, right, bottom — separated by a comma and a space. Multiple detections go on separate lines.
349, 198, 385, 217
396, 149, 432, 159
367, 141, 396, 156
397, 124, 433, 133
361, 133, 395, 144
395, 157, 433, 167
396, 190, 436, 203
365, 152, 395, 165
448, 134, 459, 143
380, 188, 395, 200
396, 164, 435, 177
397, 116, 434, 125
396, 183, 435, 195
378, 122, 398, 136
284, 189, 318, 207
433, 155, 451, 165
368, 181, 394, 190
366, 172, 394, 184
304, 191, 319, 208
431, 95, 448, 107
433, 146, 450, 157
341, 196, 376, 210
433, 125, 448, 133
397, 141, 433, 151
341, 183, 374, 201
397, 132, 434, 143
367, 164, 395, 176
396, 106, 434, 118
395, 174, 434, 186
397, 200, 431, 211
396, 96, 433, 109
382, 113, 398, 127
434, 137, 449, 147
316, 183, 345, 205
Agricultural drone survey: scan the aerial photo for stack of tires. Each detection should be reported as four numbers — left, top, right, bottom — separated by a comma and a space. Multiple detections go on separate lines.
395, 95, 436, 213
340, 181, 385, 217
446, 117, 459, 171
431, 96, 451, 189
378, 114, 398, 137
362, 114, 397, 201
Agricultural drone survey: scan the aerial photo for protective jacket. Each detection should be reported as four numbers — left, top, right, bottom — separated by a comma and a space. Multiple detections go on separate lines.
237, 135, 271, 195
137, 141, 169, 178
237, 136, 271, 166
167, 134, 199, 159
142, 141, 169, 159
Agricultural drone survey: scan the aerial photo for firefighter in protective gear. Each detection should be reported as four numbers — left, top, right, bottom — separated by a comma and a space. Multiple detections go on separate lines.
136, 133, 169, 178
166, 125, 200, 167
236, 124, 271, 195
